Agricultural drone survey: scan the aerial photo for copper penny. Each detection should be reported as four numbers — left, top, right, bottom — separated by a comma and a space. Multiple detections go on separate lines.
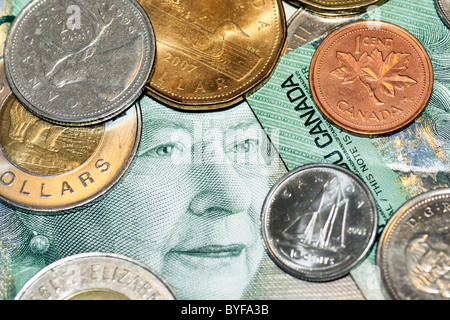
138, 0, 286, 111
309, 20, 433, 136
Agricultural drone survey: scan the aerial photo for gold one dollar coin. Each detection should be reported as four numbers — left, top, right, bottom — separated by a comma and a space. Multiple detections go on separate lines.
139, 0, 286, 110
0, 60, 141, 213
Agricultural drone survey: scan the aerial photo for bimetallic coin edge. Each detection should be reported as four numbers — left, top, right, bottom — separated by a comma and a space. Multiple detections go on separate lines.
261, 163, 378, 282
0, 59, 143, 213
14, 252, 178, 300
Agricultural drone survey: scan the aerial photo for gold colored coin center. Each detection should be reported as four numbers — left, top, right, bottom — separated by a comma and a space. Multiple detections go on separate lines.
0, 95, 104, 176
66, 289, 130, 300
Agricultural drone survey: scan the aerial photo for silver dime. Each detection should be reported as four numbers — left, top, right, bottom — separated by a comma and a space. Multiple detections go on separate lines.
15, 252, 177, 300
377, 188, 450, 300
436, 0, 450, 29
261, 163, 378, 281
4, 0, 155, 125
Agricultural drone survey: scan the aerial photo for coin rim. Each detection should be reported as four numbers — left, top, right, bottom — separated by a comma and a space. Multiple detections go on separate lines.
376, 188, 450, 300
284, 0, 385, 12
0, 60, 143, 213
309, 20, 434, 136
14, 252, 178, 300
261, 162, 378, 282
143, 0, 287, 111
435, 0, 450, 29
4, 0, 156, 126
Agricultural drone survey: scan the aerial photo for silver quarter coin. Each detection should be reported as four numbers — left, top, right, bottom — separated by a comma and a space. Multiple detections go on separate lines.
261, 163, 378, 281
436, 0, 450, 28
4, 0, 155, 125
377, 188, 450, 300
15, 252, 178, 300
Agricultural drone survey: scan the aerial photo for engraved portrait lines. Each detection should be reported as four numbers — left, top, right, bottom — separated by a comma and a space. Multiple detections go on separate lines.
0, 95, 104, 176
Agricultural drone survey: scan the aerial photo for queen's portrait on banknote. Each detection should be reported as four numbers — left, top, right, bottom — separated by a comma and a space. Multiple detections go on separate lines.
1, 96, 288, 300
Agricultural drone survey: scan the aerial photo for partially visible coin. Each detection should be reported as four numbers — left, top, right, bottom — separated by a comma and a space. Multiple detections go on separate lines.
284, 7, 363, 55
261, 163, 378, 281
15, 252, 177, 300
0, 60, 141, 213
284, 0, 386, 15
138, 0, 286, 111
436, 0, 450, 28
4, 0, 155, 125
309, 20, 433, 136
377, 189, 450, 300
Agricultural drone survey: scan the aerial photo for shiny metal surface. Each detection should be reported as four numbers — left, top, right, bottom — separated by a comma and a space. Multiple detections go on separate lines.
15, 252, 178, 300
261, 163, 378, 281
436, 0, 450, 28
4, 0, 155, 125
284, 7, 363, 55
139, 0, 286, 111
309, 20, 433, 136
0, 60, 141, 213
377, 188, 450, 300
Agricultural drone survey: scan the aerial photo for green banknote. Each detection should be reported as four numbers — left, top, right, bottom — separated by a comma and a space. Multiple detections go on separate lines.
246, 0, 450, 299
0, 95, 365, 300
0, 0, 27, 58
0, 0, 367, 301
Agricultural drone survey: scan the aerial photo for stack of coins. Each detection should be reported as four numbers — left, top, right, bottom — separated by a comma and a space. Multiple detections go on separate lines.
2, 0, 449, 302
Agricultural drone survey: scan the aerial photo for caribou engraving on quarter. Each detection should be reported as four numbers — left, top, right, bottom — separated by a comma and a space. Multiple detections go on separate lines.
4, 0, 155, 125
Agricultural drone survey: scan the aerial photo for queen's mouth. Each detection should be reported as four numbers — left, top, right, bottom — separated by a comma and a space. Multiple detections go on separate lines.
170, 244, 246, 258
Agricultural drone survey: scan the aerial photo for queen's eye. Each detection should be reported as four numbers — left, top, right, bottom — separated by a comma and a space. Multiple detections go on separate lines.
140, 143, 182, 158
232, 139, 259, 153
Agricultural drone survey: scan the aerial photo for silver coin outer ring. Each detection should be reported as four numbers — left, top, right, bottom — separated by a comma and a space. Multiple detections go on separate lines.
260, 163, 378, 282
376, 188, 450, 300
436, 0, 450, 29
4, 0, 156, 126
15, 252, 178, 300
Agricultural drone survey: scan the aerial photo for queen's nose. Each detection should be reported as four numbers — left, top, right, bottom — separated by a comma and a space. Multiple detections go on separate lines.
187, 138, 252, 217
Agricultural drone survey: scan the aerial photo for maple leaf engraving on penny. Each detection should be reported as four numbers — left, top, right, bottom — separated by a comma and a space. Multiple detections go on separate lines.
331, 49, 417, 105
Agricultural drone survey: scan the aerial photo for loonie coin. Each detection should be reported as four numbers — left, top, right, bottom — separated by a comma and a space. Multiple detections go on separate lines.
309, 20, 433, 136
138, 0, 286, 111
261, 163, 378, 281
4, 0, 155, 125
377, 188, 450, 300
15, 252, 177, 300
283, 0, 386, 15
0, 60, 141, 213
436, 0, 450, 29
284, 7, 363, 55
